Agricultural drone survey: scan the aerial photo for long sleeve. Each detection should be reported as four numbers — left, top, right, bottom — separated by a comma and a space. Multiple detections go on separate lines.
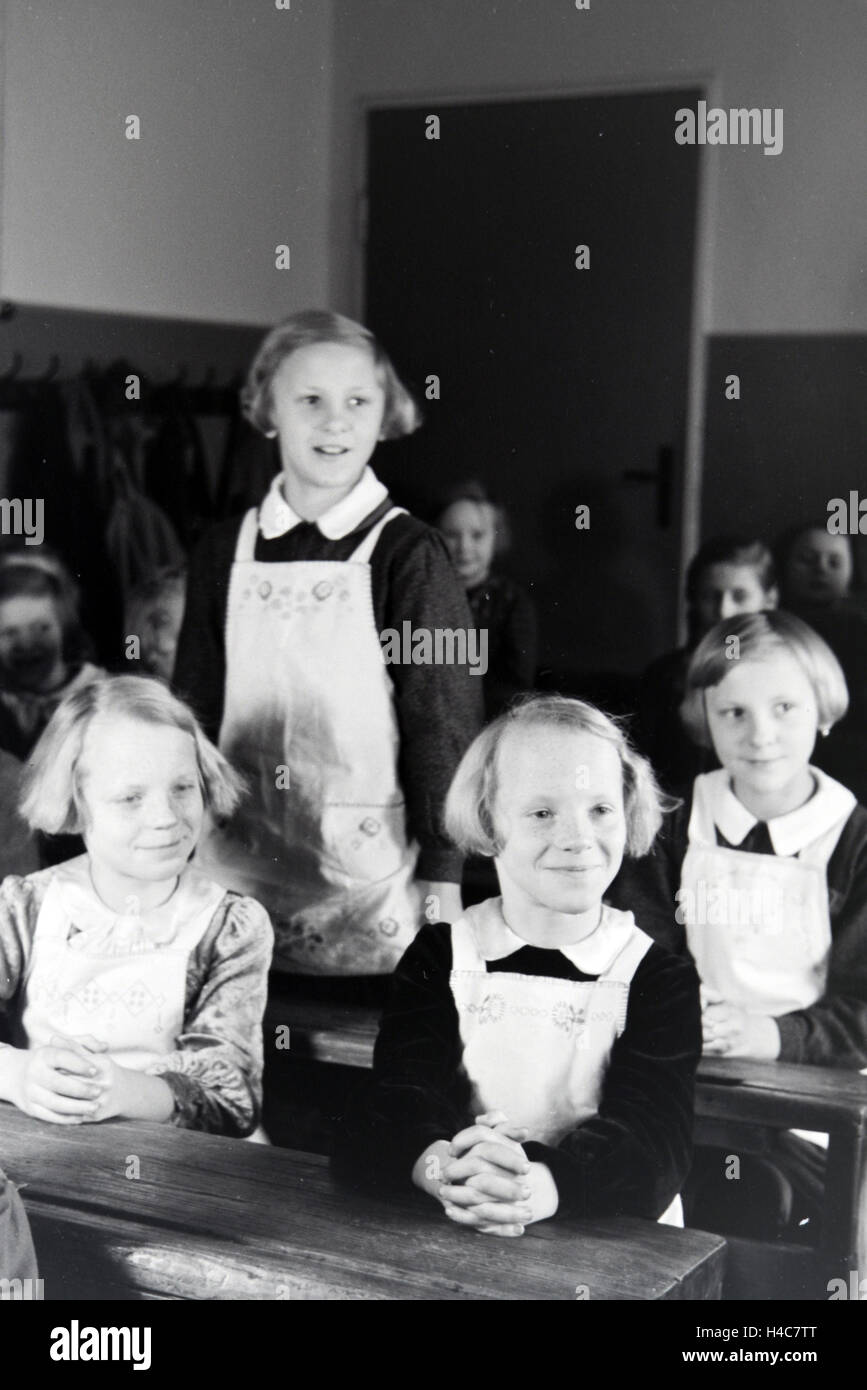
333, 923, 473, 1189
523, 945, 702, 1219
147, 893, 273, 1136
378, 523, 484, 882
172, 518, 238, 741
0, 876, 40, 1017
776, 807, 867, 1068
0, 1166, 38, 1283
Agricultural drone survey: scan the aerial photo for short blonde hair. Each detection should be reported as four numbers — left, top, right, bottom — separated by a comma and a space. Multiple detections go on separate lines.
444, 694, 666, 859
20, 675, 244, 835
680, 610, 849, 749
241, 309, 421, 440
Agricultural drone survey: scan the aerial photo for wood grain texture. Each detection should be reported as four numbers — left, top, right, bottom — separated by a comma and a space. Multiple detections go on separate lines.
0, 1105, 725, 1301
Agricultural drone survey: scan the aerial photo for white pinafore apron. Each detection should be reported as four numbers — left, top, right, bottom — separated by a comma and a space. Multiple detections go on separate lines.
449, 899, 683, 1225
196, 506, 421, 976
680, 773, 856, 1149
19, 856, 224, 1069
679, 776, 845, 1018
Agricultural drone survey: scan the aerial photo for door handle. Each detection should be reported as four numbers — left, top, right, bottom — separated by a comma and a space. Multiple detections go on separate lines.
622, 446, 674, 529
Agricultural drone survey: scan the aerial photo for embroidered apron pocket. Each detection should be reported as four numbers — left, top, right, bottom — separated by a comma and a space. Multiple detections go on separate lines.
320, 802, 410, 886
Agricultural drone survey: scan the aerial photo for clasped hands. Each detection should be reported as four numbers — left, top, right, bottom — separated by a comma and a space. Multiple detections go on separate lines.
701, 987, 781, 1059
8, 1032, 123, 1125
414, 1110, 558, 1238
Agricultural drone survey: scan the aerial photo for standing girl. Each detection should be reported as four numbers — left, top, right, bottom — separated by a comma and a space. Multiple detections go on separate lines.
335, 696, 701, 1231
175, 311, 482, 981
0, 676, 272, 1135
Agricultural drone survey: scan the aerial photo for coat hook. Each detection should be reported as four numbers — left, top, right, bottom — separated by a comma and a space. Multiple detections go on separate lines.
1, 351, 24, 380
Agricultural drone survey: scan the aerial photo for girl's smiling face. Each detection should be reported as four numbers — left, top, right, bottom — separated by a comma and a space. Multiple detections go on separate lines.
491, 725, 627, 937
78, 715, 205, 909
439, 500, 497, 589
269, 342, 386, 515
0, 594, 66, 693
704, 652, 820, 818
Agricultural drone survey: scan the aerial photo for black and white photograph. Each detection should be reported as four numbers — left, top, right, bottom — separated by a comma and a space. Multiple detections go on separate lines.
0, 0, 865, 1350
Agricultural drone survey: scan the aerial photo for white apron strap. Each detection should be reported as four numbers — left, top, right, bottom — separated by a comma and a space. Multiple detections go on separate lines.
234, 508, 261, 563
348, 507, 406, 565
450, 917, 487, 974
595, 927, 653, 1036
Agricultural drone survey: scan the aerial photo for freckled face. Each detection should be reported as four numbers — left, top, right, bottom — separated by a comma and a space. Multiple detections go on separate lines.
268, 343, 386, 508
492, 726, 627, 923
704, 654, 819, 816
78, 716, 205, 896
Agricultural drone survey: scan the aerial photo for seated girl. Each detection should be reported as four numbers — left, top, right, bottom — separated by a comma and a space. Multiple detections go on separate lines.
611, 611, 867, 1236
0, 675, 273, 1136
334, 695, 701, 1232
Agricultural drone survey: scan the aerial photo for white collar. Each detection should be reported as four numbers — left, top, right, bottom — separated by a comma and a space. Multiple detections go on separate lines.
699, 766, 856, 857
461, 896, 638, 975
258, 467, 389, 540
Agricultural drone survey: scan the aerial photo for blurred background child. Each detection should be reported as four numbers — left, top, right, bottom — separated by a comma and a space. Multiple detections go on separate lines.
0, 675, 272, 1136
635, 536, 778, 792
124, 565, 187, 683
0, 552, 103, 761
435, 480, 538, 720
777, 523, 867, 803
175, 310, 482, 991
335, 695, 700, 1231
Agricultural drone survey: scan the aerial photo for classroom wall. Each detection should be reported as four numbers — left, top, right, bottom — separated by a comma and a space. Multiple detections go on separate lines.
328, 0, 867, 336
0, 0, 334, 325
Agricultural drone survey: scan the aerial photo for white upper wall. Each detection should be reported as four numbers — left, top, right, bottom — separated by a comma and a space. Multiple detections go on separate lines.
1, 0, 334, 324
329, 0, 867, 334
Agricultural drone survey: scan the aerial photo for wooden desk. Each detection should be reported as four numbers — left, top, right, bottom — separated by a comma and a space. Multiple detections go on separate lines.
0, 1106, 725, 1301
264, 994, 867, 1288
695, 1056, 867, 1271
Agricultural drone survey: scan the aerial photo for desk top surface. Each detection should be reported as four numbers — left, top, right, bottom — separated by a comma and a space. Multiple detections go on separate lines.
0, 1105, 724, 1301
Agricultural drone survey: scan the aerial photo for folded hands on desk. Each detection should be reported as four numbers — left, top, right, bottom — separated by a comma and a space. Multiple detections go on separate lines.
412, 1109, 559, 1238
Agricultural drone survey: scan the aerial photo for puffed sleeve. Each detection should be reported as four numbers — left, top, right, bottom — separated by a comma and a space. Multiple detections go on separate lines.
0, 875, 43, 1022
147, 894, 273, 1136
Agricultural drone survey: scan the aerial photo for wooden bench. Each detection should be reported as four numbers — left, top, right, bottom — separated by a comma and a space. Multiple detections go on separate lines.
263, 992, 867, 1294
0, 1105, 725, 1301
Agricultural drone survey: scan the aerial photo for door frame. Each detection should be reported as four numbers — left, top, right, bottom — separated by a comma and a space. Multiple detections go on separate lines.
351, 73, 721, 645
